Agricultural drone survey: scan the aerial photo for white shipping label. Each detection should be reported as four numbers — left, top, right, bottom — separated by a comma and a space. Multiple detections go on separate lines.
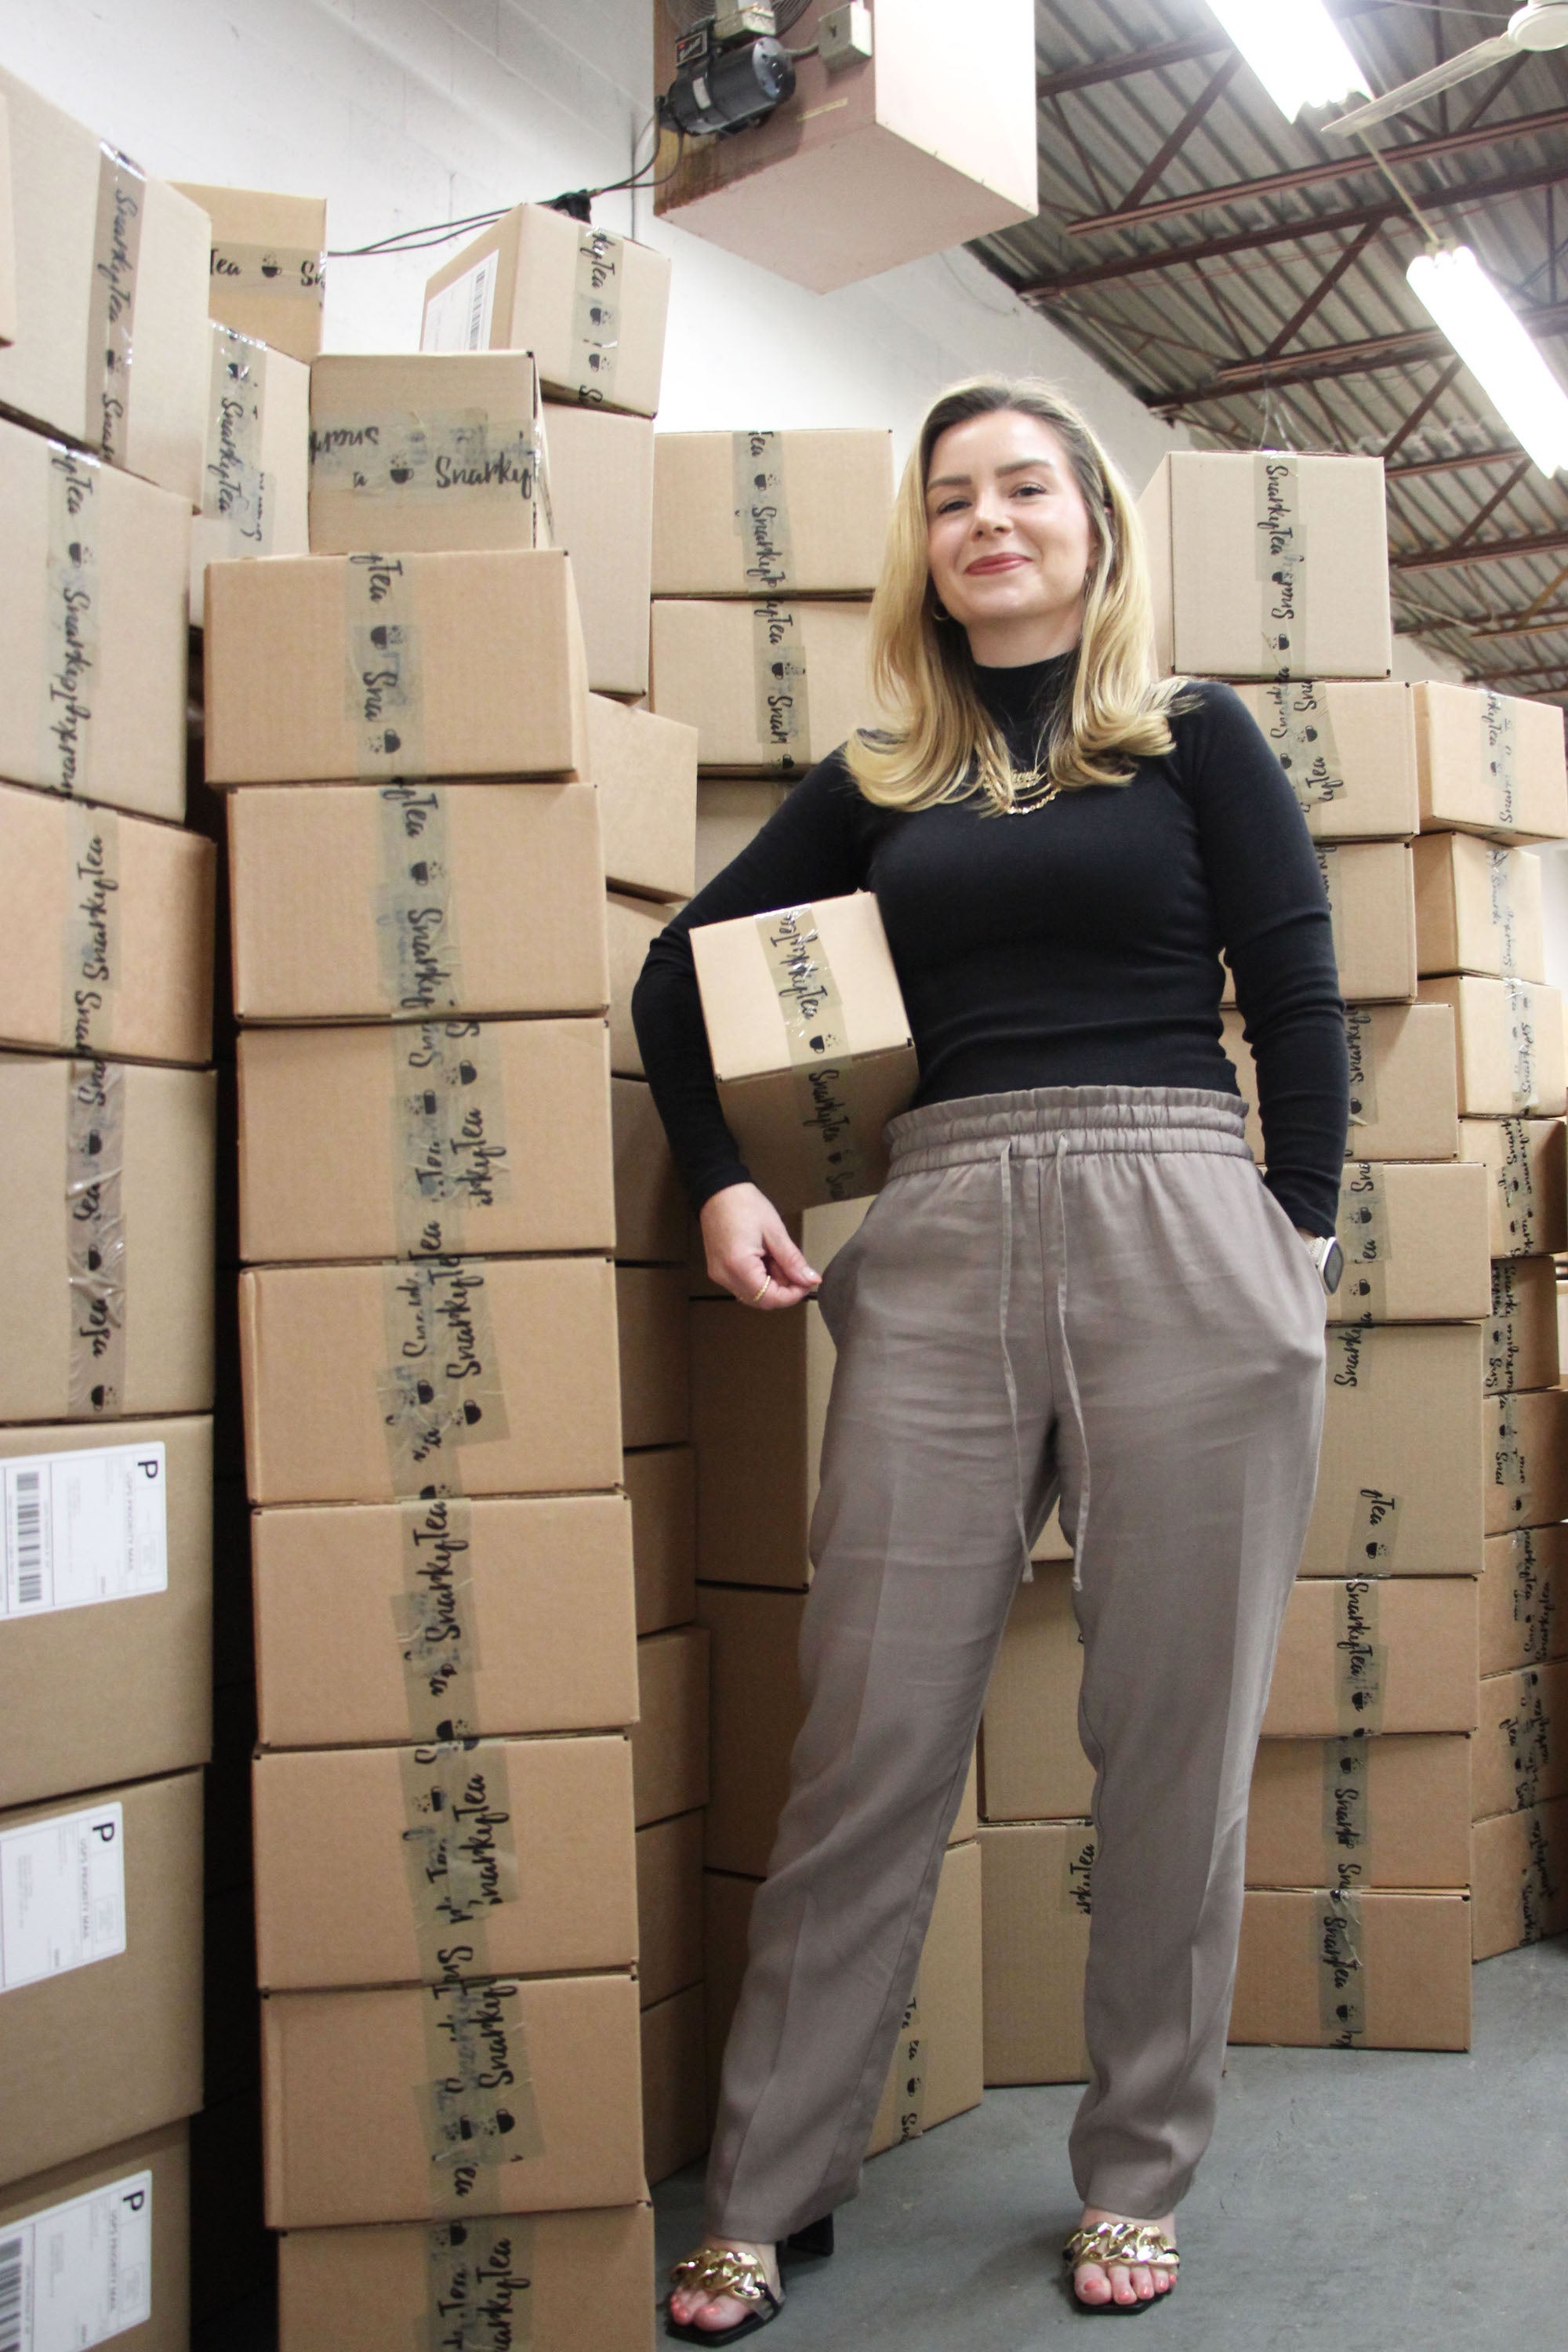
1, 1445, 167, 1621
0, 1802, 125, 1992
0, 2169, 153, 2352
422, 254, 498, 354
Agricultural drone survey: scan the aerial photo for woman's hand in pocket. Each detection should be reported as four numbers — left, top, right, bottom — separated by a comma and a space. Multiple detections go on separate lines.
700, 1182, 821, 1310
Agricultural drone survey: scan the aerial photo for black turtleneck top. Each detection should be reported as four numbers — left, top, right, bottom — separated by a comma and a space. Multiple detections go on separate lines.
630, 654, 1350, 1237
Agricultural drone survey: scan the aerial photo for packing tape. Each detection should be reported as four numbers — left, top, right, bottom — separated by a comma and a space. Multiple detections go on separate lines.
1313, 848, 1346, 979
754, 905, 868, 1201
1313, 1888, 1366, 2045
393, 1022, 511, 1258
1503, 1668, 1552, 1809
751, 601, 811, 764
378, 1260, 511, 1496
1517, 1809, 1559, 1944
42, 444, 100, 797
65, 1058, 126, 1418
1334, 1577, 1385, 1730
1486, 1260, 1529, 1394
423, 2216, 535, 2352
1260, 680, 1345, 815
888, 1985, 926, 2146
416, 1978, 545, 2204
1336, 1162, 1389, 1324
1254, 453, 1308, 673
1503, 1526, 1555, 1666
1492, 1392, 1530, 1523
310, 408, 541, 508
376, 786, 464, 1016
1484, 691, 1518, 832
393, 1495, 483, 1742
731, 430, 794, 591
347, 552, 426, 777
1503, 978, 1537, 1112
1343, 1006, 1380, 1134
64, 804, 120, 1055
86, 143, 144, 462
209, 239, 325, 305
1320, 1734, 1370, 1890
1062, 1824, 1097, 1918
1346, 1486, 1399, 1573
569, 226, 622, 405
1494, 1117, 1538, 1252
1487, 846, 1522, 979
201, 326, 271, 551
399, 1740, 519, 1980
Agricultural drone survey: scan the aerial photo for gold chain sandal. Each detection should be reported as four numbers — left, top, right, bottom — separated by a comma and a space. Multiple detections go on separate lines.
666, 2245, 783, 2343
1062, 2222, 1181, 2317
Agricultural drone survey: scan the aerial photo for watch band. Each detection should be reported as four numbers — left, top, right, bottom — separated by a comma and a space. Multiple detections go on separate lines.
1305, 1232, 1345, 1294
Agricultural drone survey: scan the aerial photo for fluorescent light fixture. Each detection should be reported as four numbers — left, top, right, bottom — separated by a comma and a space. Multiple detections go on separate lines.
1204, 0, 1368, 121
1406, 245, 1568, 477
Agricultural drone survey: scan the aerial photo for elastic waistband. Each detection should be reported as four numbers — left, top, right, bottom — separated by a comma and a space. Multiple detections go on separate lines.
885, 1084, 1250, 1174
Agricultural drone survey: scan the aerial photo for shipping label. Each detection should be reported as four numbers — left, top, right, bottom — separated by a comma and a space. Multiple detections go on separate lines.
1314, 1888, 1366, 2045
750, 601, 811, 763
0, 2168, 153, 2352
201, 326, 271, 551
393, 1022, 511, 1257
1334, 1577, 1385, 1730
417, 1979, 545, 2205
0, 1799, 125, 1993
1343, 1005, 1380, 1134
310, 408, 540, 509
423, 2215, 535, 2352
347, 552, 425, 777
569, 227, 622, 404
1335, 1162, 1389, 1325
86, 144, 144, 462
400, 1740, 518, 1980
1260, 679, 1344, 815
1319, 1734, 1371, 1889
1254, 453, 1308, 673
393, 1496, 482, 1742
1484, 691, 1518, 832
210, 239, 325, 304
64, 805, 120, 1056
65, 1060, 126, 1419
1, 1440, 166, 1621
378, 1260, 510, 1495
375, 785, 463, 1014
42, 445, 100, 799
423, 254, 499, 356
731, 430, 794, 590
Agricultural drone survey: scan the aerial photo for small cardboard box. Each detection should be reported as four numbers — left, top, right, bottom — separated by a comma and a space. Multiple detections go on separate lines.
1138, 449, 1392, 680
544, 405, 654, 695
637, 1807, 705, 2010
1485, 1385, 1568, 1534
696, 778, 789, 891
977, 1819, 1094, 2085
238, 1257, 622, 1505
227, 782, 608, 1022
0, 419, 190, 815
1246, 1733, 1470, 1888
0, 1416, 211, 1810
1222, 840, 1415, 1007
308, 352, 548, 557
1472, 1658, 1568, 1818
1417, 975, 1566, 1116
422, 205, 670, 419
0, 1771, 203, 2188
0, 782, 214, 1065
277, 2203, 655, 2352
1229, 1888, 1470, 2050
605, 891, 667, 1076
0, 1058, 215, 1424
625, 1445, 696, 1638
633, 1624, 709, 1829
172, 183, 326, 364
651, 597, 877, 774
1480, 1523, 1568, 1678
653, 428, 894, 597
1328, 1160, 1488, 1325
262, 1973, 645, 2227
204, 547, 590, 784
1471, 1796, 1568, 1959
190, 324, 310, 626
1229, 679, 1417, 839
237, 1018, 615, 1261
592, 692, 696, 904
1462, 1115, 1566, 1257
617, 1266, 690, 1450
0, 2122, 189, 2352
612, 1077, 688, 1264
0, 69, 209, 505
1223, 1001, 1459, 1166
980, 1565, 1094, 1824
1303, 1323, 1484, 1577
641, 1980, 708, 2185
1414, 831, 1545, 982
253, 1491, 637, 1748
1486, 1255, 1559, 1391
692, 893, 916, 1211
253, 1734, 638, 1990
1414, 680, 1568, 841
1263, 1576, 1478, 1737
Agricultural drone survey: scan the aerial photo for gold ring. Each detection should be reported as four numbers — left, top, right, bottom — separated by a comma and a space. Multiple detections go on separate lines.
749, 1274, 771, 1305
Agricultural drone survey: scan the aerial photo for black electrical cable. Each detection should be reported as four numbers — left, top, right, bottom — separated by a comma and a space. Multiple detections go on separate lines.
325, 118, 683, 260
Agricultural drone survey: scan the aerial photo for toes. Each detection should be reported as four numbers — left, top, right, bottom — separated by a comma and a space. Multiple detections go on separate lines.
1130, 2263, 1155, 2300
1074, 2262, 1113, 2307
1108, 2263, 1138, 2306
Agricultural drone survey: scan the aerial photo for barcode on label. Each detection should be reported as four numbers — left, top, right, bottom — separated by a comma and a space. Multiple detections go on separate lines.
0, 2230, 23, 2352
10, 1474, 41, 1609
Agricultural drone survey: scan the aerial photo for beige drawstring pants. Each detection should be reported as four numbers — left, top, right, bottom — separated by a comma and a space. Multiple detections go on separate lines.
705, 1087, 1327, 2241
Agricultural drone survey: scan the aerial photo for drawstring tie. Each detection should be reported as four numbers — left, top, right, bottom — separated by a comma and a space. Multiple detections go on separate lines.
998, 1135, 1093, 1595
998, 1139, 1031, 1583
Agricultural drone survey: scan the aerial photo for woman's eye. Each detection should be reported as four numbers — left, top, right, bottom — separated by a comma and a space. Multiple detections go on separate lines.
935, 497, 968, 516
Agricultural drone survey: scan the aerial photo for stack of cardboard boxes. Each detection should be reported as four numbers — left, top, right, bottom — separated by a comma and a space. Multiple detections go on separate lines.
0, 64, 218, 2341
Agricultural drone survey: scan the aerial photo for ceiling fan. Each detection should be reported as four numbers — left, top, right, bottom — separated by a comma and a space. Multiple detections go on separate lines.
1327, 1, 1568, 133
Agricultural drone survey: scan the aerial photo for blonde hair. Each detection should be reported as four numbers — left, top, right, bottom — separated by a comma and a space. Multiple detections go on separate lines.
846, 376, 1187, 813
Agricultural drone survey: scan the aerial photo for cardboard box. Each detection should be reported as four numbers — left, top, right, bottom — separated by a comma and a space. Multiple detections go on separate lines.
1460, 1115, 1566, 1257
1240, 1007, 1458, 1171
1264, 1577, 1478, 1737
423, 205, 670, 418
1414, 831, 1546, 982
228, 782, 608, 1022
1471, 1797, 1568, 1959
237, 1018, 615, 1261
0, 1416, 211, 1809
637, 1807, 705, 2011
1328, 1160, 1488, 1325
543, 406, 654, 695
633, 1624, 709, 1829
1485, 1384, 1568, 1534
1304, 1323, 1484, 1578
1480, 1523, 1568, 1678
0, 69, 210, 505
1486, 1255, 1559, 1391
693, 893, 916, 1211
0, 1058, 215, 1424
1414, 680, 1568, 841
0, 419, 190, 815
977, 1820, 1093, 2085
617, 1268, 689, 1450
696, 778, 789, 892
254, 1734, 638, 1989
0, 1770, 202, 2187
0, 782, 214, 1064
277, 2203, 655, 2352
1230, 679, 1417, 839
172, 183, 326, 364
612, 1077, 687, 1263
651, 597, 877, 775
641, 1980, 707, 2185
1246, 1733, 1470, 1889
1139, 450, 1392, 680
254, 1491, 637, 1748
190, 324, 310, 625
0, 2122, 189, 2352
1229, 1888, 1470, 2049
1473, 1658, 1568, 1818
262, 1973, 645, 2226
653, 429, 894, 598
980, 1565, 1094, 1823
203, 547, 590, 784
308, 352, 548, 558
1417, 975, 1566, 1116
1222, 840, 1414, 1007
592, 692, 696, 903
238, 1256, 622, 1504
606, 890, 666, 1076
626, 1445, 696, 1640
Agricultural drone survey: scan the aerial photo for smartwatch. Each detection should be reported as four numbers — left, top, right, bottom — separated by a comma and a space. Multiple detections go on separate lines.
1303, 1232, 1345, 1294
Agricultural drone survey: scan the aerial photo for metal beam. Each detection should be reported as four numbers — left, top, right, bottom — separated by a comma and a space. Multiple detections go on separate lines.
1472, 609, 1568, 639
1446, 456, 1535, 551
1116, 53, 1243, 214
1257, 219, 1383, 362
1381, 358, 1467, 463
1385, 446, 1523, 481
1392, 527, 1568, 575
1034, 2, 1390, 100
1155, 299, 1568, 408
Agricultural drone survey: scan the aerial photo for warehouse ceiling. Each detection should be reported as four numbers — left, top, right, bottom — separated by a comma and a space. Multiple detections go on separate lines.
969, 0, 1568, 701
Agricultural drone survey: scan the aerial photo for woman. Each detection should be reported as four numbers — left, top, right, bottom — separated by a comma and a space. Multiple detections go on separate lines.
633, 377, 1348, 2333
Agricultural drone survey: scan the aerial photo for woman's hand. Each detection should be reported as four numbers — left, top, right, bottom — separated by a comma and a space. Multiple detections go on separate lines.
700, 1182, 822, 1311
